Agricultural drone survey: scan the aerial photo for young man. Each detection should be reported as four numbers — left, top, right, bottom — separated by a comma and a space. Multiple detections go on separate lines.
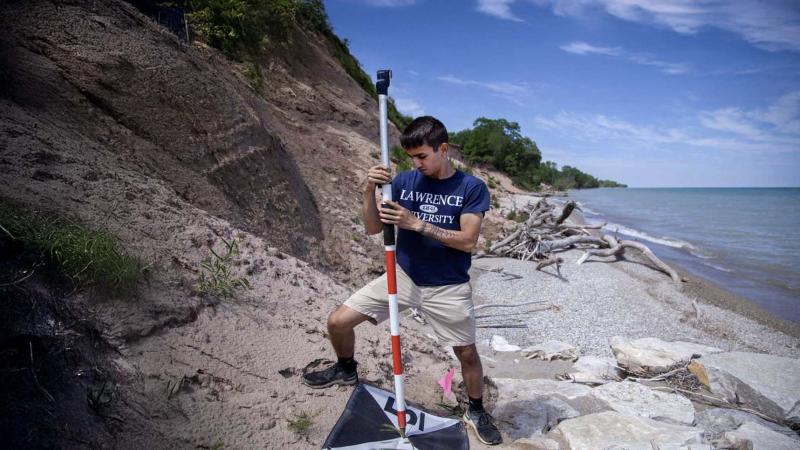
302, 116, 502, 445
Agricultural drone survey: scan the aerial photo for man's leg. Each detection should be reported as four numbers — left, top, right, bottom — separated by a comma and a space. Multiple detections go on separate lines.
328, 304, 372, 358
453, 344, 483, 399
301, 305, 371, 389
454, 344, 502, 445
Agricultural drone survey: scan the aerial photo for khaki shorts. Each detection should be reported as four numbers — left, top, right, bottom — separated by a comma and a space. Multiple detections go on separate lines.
344, 266, 476, 347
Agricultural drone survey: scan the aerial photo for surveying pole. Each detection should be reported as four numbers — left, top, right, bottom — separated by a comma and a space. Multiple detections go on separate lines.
376, 69, 407, 437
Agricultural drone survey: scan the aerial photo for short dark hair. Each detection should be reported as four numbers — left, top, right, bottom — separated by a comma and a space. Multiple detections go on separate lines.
400, 116, 448, 151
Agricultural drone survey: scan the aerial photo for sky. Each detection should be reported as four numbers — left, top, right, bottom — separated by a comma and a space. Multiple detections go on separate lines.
323, 0, 800, 187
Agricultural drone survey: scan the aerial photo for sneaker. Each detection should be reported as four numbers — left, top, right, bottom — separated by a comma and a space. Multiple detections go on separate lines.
301, 362, 358, 389
463, 409, 502, 445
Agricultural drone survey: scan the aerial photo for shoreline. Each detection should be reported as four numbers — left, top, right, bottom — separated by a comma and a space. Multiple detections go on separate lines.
488, 193, 800, 351
558, 192, 800, 339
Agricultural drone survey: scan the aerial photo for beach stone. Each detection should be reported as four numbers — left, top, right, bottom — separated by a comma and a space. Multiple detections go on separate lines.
523, 340, 579, 361
719, 422, 800, 450
493, 395, 579, 439
610, 336, 723, 372
568, 355, 622, 384
548, 411, 704, 449
590, 380, 695, 425
691, 351, 800, 422
512, 436, 561, 449
492, 378, 609, 417
695, 408, 799, 441
491, 335, 521, 352
494, 378, 594, 401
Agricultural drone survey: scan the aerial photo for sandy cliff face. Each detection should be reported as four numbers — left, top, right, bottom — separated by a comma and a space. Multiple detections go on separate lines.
0, 0, 394, 286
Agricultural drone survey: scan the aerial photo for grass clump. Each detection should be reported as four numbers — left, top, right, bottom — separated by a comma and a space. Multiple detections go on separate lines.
287, 411, 316, 438
506, 209, 528, 223
0, 201, 144, 289
242, 62, 263, 92
390, 145, 412, 172
196, 236, 250, 299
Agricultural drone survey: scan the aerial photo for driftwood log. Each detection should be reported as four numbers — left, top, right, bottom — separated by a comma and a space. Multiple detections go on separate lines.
482, 198, 681, 282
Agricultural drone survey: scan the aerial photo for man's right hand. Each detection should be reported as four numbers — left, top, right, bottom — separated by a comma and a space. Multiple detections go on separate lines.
364, 164, 392, 192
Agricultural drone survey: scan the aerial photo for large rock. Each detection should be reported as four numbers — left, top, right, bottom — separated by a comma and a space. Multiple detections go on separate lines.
523, 340, 579, 361
548, 411, 704, 449
610, 336, 723, 372
695, 408, 799, 441
491, 335, 521, 352
691, 351, 800, 423
720, 422, 800, 450
492, 378, 608, 439
590, 380, 695, 425
567, 355, 622, 385
493, 378, 595, 402
493, 396, 579, 439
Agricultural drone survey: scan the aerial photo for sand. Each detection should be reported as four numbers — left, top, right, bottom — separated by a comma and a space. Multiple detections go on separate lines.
112, 194, 800, 449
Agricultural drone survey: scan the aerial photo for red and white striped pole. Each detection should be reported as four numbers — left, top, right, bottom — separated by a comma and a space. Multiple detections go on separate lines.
376, 69, 407, 437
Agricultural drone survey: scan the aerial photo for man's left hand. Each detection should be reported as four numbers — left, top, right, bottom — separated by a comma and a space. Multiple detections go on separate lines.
378, 200, 422, 231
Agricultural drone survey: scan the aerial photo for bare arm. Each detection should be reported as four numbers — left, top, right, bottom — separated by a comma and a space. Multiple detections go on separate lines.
362, 165, 391, 235
379, 200, 484, 253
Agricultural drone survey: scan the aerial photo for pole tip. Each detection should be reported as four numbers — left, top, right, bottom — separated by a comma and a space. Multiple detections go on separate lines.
376, 69, 392, 95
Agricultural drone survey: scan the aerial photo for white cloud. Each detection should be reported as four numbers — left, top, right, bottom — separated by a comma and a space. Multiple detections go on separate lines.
477, 0, 524, 21
438, 75, 534, 106
438, 75, 530, 95
534, 91, 800, 155
560, 41, 621, 56
627, 54, 688, 74
560, 41, 688, 74
486, 1, 800, 52
394, 98, 425, 117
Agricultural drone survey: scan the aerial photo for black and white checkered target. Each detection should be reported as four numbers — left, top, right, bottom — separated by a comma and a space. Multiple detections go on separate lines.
322, 384, 469, 450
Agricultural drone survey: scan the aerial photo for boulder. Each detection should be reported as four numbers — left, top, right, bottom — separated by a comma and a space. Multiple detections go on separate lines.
590, 380, 695, 425
567, 355, 622, 385
492, 378, 609, 424
610, 336, 723, 372
512, 436, 561, 449
491, 335, 521, 352
493, 378, 594, 402
523, 340, 579, 361
691, 351, 800, 423
695, 408, 799, 441
548, 411, 704, 449
719, 422, 800, 450
493, 396, 579, 439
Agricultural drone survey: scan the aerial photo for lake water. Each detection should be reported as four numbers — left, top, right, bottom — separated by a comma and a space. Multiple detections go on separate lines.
568, 188, 800, 323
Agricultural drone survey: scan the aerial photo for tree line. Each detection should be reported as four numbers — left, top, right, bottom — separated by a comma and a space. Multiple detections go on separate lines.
449, 118, 626, 190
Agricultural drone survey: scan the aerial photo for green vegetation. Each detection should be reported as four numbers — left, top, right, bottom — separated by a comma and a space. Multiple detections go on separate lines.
242, 61, 263, 92
0, 201, 145, 289
287, 411, 316, 437
391, 145, 412, 172
450, 118, 542, 189
196, 236, 251, 299
185, 0, 413, 129
506, 209, 528, 223
450, 117, 626, 190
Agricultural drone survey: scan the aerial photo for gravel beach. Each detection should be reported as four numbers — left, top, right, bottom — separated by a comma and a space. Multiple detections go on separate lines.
470, 236, 800, 361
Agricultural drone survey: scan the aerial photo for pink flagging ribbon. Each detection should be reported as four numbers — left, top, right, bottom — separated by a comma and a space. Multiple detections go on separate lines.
437, 367, 456, 399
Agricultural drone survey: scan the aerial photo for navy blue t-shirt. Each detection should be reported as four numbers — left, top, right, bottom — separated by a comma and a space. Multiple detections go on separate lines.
391, 169, 490, 286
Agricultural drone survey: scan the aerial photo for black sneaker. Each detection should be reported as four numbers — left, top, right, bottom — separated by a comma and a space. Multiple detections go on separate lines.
463, 409, 502, 445
301, 362, 358, 389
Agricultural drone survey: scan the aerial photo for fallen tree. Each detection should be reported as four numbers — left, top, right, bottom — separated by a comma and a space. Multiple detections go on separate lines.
480, 198, 682, 282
